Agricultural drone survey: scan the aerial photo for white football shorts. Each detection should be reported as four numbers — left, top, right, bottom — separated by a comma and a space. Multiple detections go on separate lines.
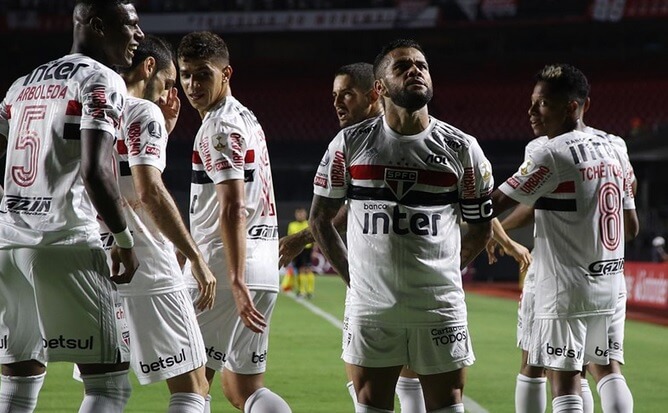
124, 288, 206, 384
191, 288, 276, 374
0, 247, 129, 364
527, 314, 612, 371
342, 317, 475, 375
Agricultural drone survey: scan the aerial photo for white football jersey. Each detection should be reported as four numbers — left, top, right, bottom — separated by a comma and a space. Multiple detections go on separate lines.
499, 130, 635, 319
97, 97, 184, 296
314, 116, 494, 327
0, 54, 125, 248
188, 96, 278, 291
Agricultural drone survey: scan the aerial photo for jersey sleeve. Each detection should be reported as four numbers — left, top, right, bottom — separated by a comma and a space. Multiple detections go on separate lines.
499, 146, 559, 206
313, 131, 348, 199
79, 69, 126, 137
196, 116, 246, 184
458, 137, 495, 223
124, 102, 167, 172
0, 96, 9, 139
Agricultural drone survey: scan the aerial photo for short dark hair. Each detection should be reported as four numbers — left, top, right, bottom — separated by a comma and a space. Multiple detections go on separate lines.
373, 39, 426, 80
74, 0, 133, 20
118, 34, 173, 74
534, 64, 590, 105
177, 31, 230, 65
335, 63, 375, 91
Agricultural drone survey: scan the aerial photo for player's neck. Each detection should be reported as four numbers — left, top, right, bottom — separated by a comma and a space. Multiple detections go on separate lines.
384, 105, 429, 136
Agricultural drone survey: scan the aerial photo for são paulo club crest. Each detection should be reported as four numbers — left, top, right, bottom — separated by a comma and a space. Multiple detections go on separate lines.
384, 168, 417, 200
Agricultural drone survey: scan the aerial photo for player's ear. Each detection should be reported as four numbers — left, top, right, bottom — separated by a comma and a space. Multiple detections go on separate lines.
222, 65, 233, 83
142, 56, 156, 79
374, 79, 387, 97
566, 100, 579, 117
89, 16, 104, 36
582, 97, 591, 115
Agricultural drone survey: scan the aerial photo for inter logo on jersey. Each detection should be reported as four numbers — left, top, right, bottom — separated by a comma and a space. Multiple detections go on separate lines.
384, 168, 417, 200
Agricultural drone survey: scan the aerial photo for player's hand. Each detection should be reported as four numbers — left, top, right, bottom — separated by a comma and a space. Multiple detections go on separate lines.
110, 245, 139, 284
231, 281, 267, 333
158, 87, 180, 135
502, 239, 532, 274
190, 256, 216, 311
278, 233, 305, 268
486, 239, 504, 264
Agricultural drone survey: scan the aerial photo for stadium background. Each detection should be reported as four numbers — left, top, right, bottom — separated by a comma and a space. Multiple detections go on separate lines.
1, 0, 666, 282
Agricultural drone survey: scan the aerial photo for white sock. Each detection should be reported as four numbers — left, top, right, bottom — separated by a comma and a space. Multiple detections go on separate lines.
596, 373, 633, 413
168, 392, 205, 413
580, 378, 594, 413
203, 394, 211, 413
395, 376, 426, 413
515, 374, 547, 413
355, 403, 393, 413
346, 380, 358, 406
78, 370, 131, 413
428, 403, 465, 412
0, 373, 46, 413
552, 395, 583, 413
244, 387, 291, 413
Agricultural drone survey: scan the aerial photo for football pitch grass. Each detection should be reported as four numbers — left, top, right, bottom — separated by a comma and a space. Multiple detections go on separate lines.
33, 276, 665, 412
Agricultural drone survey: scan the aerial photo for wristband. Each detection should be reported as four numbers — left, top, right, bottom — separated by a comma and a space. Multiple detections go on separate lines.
112, 227, 134, 248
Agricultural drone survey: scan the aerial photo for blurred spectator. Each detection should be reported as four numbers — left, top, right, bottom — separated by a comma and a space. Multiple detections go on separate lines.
651, 236, 668, 262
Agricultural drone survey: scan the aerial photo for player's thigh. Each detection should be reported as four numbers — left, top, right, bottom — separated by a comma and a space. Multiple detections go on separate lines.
224, 290, 277, 375
124, 289, 206, 385
23, 246, 129, 364
0, 249, 45, 365
418, 368, 466, 410
407, 324, 474, 375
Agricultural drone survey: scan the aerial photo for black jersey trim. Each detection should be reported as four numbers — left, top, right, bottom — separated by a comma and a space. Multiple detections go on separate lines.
534, 197, 577, 212
347, 185, 458, 207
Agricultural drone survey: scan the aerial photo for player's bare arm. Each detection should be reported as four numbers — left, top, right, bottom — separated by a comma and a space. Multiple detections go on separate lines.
278, 203, 348, 268
81, 128, 139, 284
309, 195, 349, 286
216, 180, 267, 333
624, 209, 639, 240
487, 218, 532, 272
460, 221, 492, 269
131, 164, 216, 310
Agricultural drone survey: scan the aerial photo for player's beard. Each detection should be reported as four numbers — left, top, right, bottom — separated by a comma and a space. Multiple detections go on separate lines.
390, 85, 433, 112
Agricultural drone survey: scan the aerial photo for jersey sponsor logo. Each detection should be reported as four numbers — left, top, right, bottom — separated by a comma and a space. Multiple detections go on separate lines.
139, 348, 187, 373
42, 335, 94, 350
251, 350, 267, 364
384, 168, 417, 200
214, 159, 231, 171
594, 346, 610, 358
206, 345, 226, 362
520, 165, 551, 194
314, 174, 328, 189
99, 231, 134, 250
127, 122, 141, 156
88, 85, 109, 120
5, 195, 52, 215
363, 203, 388, 210
461, 167, 477, 199
0, 335, 7, 350
362, 205, 441, 236
22, 61, 88, 86
568, 139, 616, 165
247, 224, 279, 240
145, 145, 160, 156
507, 177, 520, 189
588, 258, 624, 277
16, 84, 68, 102
431, 326, 468, 346
424, 153, 448, 165
331, 150, 346, 187
546, 343, 582, 359
229, 133, 244, 167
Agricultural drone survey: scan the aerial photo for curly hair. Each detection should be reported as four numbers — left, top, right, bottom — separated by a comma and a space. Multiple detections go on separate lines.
534, 63, 590, 105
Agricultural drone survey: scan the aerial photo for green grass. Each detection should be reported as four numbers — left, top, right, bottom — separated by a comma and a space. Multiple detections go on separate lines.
32, 276, 666, 412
